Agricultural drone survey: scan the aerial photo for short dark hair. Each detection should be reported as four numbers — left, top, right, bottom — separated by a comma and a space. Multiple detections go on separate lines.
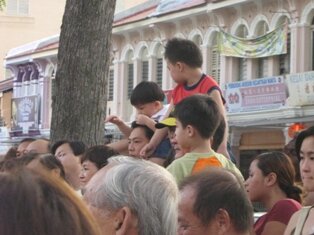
51, 140, 86, 156
179, 168, 253, 233
173, 94, 222, 139
164, 38, 203, 68
80, 145, 118, 169
295, 126, 314, 161
131, 121, 154, 140
130, 81, 165, 106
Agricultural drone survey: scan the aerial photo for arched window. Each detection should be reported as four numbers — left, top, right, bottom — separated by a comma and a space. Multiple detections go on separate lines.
255, 21, 269, 78
235, 25, 248, 81
156, 44, 163, 88
192, 34, 202, 47
141, 48, 149, 81
209, 32, 221, 84
107, 67, 114, 102
277, 16, 290, 75
126, 51, 134, 99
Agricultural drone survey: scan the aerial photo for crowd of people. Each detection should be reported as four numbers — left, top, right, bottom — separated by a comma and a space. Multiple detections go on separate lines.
0, 38, 313, 235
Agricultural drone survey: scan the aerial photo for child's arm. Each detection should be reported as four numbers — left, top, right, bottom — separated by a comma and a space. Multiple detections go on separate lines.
135, 114, 157, 131
140, 102, 174, 158
105, 115, 132, 137
208, 90, 230, 159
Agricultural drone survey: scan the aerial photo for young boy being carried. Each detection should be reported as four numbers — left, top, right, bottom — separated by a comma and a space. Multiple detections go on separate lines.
166, 94, 242, 185
141, 38, 230, 160
106, 81, 172, 166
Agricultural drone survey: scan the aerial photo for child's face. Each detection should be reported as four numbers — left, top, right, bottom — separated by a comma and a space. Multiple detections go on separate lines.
134, 102, 158, 118
174, 119, 190, 150
166, 60, 185, 84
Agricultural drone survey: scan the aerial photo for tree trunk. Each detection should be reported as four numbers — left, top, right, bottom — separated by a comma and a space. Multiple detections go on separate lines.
51, 0, 116, 146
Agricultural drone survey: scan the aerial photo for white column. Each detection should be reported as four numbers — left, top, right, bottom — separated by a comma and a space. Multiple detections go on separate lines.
290, 23, 312, 73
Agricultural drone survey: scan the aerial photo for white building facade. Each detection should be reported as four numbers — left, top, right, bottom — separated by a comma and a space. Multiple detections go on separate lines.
4, 0, 314, 167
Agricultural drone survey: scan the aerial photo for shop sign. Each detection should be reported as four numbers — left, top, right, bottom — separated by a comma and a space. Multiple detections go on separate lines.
225, 76, 286, 113
11, 95, 39, 133
286, 71, 314, 106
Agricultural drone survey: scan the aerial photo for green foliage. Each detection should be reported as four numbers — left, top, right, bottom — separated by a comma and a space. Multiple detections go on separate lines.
0, 0, 5, 11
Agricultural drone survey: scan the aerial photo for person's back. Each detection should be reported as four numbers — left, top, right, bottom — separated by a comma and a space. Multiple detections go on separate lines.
166, 94, 242, 184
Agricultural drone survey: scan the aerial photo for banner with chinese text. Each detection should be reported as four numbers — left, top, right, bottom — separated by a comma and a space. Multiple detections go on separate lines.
219, 26, 287, 58
225, 77, 286, 113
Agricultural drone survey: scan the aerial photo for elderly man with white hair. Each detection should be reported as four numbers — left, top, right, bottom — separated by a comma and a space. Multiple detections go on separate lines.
83, 156, 178, 235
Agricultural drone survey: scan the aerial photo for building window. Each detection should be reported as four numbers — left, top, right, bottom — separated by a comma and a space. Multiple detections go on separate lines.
312, 17, 314, 70
142, 61, 148, 81
255, 21, 269, 79
141, 48, 149, 82
235, 25, 248, 81
156, 58, 163, 87
239, 58, 247, 81
279, 32, 290, 75
210, 34, 221, 84
257, 58, 268, 78
127, 63, 134, 99
6, 0, 29, 16
108, 69, 114, 101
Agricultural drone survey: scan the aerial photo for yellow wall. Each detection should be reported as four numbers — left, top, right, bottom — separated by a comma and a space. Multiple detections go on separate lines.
0, 0, 66, 80
1, 91, 12, 127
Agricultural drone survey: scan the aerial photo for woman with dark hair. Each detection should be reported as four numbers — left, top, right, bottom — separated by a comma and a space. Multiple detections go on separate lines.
245, 151, 302, 235
0, 169, 101, 235
285, 126, 314, 235
79, 145, 117, 187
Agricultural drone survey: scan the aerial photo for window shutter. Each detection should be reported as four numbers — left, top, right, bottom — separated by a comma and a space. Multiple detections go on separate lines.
156, 58, 163, 87
127, 64, 134, 99
142, 61, 148, 81
108, 69, 114, 101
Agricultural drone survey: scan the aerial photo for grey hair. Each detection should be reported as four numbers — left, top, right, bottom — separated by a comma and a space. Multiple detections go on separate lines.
86, 156, 178, 235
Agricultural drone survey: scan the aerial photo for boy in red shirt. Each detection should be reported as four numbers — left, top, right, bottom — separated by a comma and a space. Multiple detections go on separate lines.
141, 38, 230, 159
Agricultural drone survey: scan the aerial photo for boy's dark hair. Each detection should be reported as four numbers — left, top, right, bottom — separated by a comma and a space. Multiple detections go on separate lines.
131, 121, 154, 140
80, 145, 118, 169
179, 168, 253, 233
173, 94, 222, 139
51, 140, 86, 156
130, 81, 165, 106
164, 38, 203, 68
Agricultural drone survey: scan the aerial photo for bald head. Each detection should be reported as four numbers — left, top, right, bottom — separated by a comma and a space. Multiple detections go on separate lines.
25, 139, 50, 155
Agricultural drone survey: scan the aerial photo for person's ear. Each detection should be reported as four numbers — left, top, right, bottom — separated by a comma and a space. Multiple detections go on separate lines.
213, 208, 231, 234
115, 207, 138, 235
265, 172, 277, 186
186, 125, 195, 137
176, 62, 184, 72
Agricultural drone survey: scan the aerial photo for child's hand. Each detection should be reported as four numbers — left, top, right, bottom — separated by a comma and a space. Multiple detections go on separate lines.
140, 142, 157, 158
105, 115, 123, 126
135, 114, 150, 126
